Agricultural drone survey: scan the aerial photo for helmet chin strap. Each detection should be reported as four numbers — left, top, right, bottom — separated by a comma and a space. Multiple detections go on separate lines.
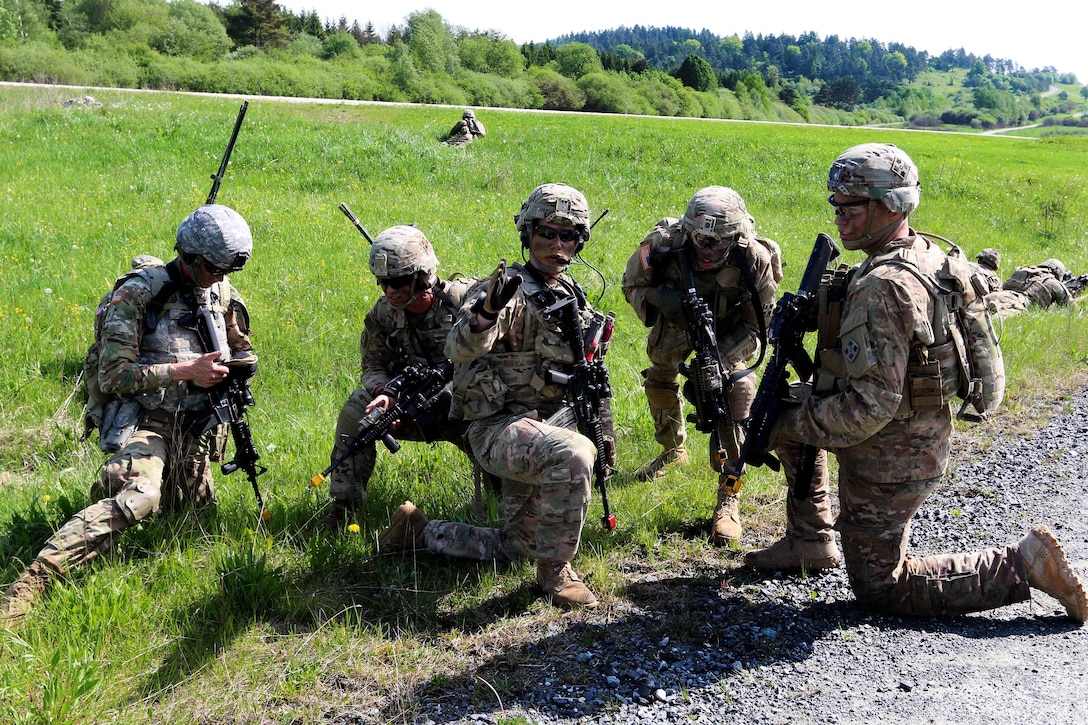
847, 200, 902, 249
403, 277, 435, 314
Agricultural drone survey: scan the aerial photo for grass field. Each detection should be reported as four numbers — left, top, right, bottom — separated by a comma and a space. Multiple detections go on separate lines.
1, 83, 1087, 724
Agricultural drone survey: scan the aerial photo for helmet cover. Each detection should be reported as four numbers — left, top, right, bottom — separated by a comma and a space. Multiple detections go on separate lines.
369, 225, 438, 278
827, 143, 921, 214
176, 204, 252, 272
680, 186, 754, 241
976, 248, 1001, 271
515, 183, 591, 240
1039, 258, 1066, 278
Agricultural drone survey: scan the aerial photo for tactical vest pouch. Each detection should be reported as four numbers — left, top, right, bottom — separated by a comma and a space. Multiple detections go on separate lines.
99, 398, 143, 453
879, 234, 1005, 420
451, 359, 507, 421
82, 342, 107, 438
903, 341, 959, 415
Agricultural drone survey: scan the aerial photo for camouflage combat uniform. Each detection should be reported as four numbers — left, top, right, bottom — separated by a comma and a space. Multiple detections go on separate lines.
40, 262, 253, 575
984, 265, 1071, 319
415, 264, 603, 565
777, 233, 1032, 615
329, 277, 477, 505
441, 112, 486, 148
621, 217, 778, 469
971, 263, 1001, 296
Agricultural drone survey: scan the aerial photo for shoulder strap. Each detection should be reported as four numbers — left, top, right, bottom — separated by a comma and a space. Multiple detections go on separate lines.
723, 243, 770, 382
432, 278, 460, 312
144, 261, 184, 332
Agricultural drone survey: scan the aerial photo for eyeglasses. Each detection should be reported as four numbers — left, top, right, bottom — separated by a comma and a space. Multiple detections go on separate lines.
691, 231, 739, 250
534, 226, 582, 243
377, 274, 415, 290
828, 195, 870, 219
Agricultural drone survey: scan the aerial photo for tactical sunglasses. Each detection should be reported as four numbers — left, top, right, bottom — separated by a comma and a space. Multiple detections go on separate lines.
691, 231, 740, 250
828, 195, 870, 218
377, 274, 415, 290
534, 226, 582, 243
199, 258, 229, 278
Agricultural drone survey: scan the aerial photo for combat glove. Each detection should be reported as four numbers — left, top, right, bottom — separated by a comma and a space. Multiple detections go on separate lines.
474, 259, 523, 320
652, 284, 685, 323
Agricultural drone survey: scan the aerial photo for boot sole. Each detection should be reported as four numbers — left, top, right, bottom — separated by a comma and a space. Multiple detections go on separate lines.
1028, 526, 1088, 623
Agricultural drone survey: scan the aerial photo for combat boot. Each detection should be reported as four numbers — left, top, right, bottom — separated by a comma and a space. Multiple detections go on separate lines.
744, 535, 841, 572
320, 499, 360, 531
1017, 525, 1088, 623
376, 501, 429, 553
537, 560, 598, 610
1, 561, 54, 625
712, 486, 742, 546
634, 446, 689, 482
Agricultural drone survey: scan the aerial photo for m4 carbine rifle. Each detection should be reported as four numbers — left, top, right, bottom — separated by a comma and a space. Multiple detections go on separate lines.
1062, 271, 1088, 298
310, 361, 454, 489
183, 303, 269, 522
674, 250, 739, 475
721, 232, 840, 499
542, 296, 618, 531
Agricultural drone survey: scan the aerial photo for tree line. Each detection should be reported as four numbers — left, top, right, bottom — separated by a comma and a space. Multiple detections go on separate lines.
1, 0, 1083, 129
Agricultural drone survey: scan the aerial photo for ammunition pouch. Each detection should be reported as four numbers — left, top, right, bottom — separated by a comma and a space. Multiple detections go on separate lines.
99, 398, 144, 453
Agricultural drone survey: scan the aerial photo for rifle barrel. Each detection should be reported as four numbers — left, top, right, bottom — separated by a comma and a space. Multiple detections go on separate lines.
206, 100, 248, 205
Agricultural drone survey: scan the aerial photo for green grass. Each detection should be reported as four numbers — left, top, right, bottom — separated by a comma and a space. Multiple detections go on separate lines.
1, 83, 1087, 723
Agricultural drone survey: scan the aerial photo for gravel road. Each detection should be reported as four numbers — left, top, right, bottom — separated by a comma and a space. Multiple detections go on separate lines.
389, 387, 1088, 725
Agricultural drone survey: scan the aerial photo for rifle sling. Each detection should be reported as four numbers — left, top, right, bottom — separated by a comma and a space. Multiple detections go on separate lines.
724, 244, 770, 385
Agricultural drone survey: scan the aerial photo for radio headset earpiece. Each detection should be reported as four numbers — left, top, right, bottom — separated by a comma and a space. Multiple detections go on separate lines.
520, 223, 533, 249
575, 226, 589, 255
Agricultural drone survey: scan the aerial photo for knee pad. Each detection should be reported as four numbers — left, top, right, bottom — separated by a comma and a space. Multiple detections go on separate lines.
114, 482, 161, 525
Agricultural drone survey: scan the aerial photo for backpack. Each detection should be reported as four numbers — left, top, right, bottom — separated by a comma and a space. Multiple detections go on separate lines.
82, 262, 178, 448
877, 233, 1005, 422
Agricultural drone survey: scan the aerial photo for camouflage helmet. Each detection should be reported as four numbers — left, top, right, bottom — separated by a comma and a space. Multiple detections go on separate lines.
1039, 258, 1066, 278
680, 186, 754, 241
463, 109, 475, 119
369, 225, 438, 278
515, 183, 591, 241
828, 143, 921, 214
131, 254, 165, 270
176, 204, 252, 272
976, 248, 1001, 271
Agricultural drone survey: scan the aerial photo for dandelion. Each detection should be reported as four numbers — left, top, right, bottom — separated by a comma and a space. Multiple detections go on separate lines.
43, 494, 52, 502
266, 443, 276, 453
347, 523, 360, 533
44, 288, 52, 294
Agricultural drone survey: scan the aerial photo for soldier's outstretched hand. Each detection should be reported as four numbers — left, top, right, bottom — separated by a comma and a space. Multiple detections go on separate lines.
481, 259, 523, 317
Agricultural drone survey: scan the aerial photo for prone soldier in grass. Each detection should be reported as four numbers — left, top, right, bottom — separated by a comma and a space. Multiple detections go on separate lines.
984, 257, 1080, 319
441, 109, 487, 147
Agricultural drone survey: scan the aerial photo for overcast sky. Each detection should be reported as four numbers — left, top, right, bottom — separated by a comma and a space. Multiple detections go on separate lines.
277, 0, 1088, 85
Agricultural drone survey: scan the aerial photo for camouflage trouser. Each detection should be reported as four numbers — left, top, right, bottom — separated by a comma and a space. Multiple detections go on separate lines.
329, 386, 474, 505
984, 290, 1031, 319
836, 466, 1030, 616
422, 413, 594, 564
36, 419, 217, 574
643, 322, 755, 472
774, 442, 834, 543
440, 132, 472, 147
